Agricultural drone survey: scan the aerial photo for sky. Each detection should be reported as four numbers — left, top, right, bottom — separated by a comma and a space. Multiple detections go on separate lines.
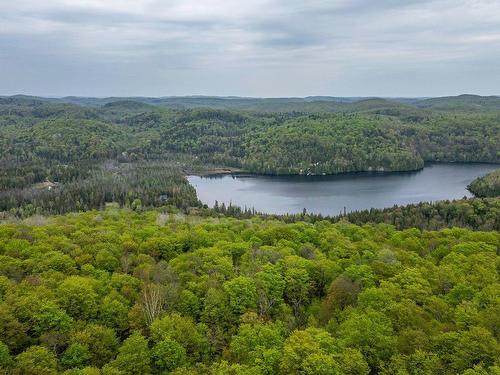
1, 0, 500, 97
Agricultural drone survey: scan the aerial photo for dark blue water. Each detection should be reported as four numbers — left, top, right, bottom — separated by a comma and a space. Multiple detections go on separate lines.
188, 163, 498, 216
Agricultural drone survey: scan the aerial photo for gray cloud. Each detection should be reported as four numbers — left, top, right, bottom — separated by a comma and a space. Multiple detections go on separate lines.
0, 0, 499, 97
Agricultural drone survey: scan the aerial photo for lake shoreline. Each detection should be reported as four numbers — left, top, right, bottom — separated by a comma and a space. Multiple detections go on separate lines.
188, 163, 499, 216
190, 161, 499, 180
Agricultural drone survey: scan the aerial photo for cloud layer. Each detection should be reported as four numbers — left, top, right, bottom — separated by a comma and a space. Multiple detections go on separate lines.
1, 0, 499, 97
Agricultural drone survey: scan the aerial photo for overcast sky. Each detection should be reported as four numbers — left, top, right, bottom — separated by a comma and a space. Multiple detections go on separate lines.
1, 0, 500, 97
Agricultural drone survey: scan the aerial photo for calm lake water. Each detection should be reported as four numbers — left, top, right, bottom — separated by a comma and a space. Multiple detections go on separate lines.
188, 163, 499, 216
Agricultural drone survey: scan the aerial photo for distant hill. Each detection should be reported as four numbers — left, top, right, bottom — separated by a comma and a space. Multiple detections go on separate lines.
1, 94, 498, 216
2, 94, 500, 113
415, 94, 500, 112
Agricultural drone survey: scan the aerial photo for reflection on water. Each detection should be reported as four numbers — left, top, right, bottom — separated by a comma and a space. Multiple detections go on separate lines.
188, 163, 499, 216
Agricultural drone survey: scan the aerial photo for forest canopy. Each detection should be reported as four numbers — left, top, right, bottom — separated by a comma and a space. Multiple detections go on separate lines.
0, 95, 499, 374
0, 208, 499, 374
468, 169, 500, 198
1, 96, 499, 216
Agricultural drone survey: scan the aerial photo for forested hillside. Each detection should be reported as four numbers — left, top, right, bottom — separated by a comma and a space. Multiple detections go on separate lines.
340, 198, 500, 231
0, 95, 499, 374
468, 169, 500, 197
211, 197, 500, 232
5, 93, 500, 113
1, 96, 499, 216
0, 208, 499, 374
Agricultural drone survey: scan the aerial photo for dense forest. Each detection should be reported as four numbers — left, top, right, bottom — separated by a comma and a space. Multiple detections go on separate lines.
0, 95, 499, 374
210, 197, 500, 232
6, 93, 500, 113
467, 169, 500, 198
1, 95, 499, 215
0, 208, 499, 374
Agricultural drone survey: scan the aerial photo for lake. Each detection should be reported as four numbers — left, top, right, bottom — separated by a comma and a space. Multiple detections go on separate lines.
188, 163, 499, 216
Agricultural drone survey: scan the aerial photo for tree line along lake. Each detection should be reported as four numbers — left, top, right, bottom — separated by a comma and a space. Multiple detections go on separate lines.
188, 163, 499, 216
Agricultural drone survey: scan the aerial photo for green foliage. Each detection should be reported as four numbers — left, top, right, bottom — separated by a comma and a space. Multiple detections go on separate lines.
0, 341, 12, 369
151, 337, 187, 373
468, 169, 500, 197
110, 332, 152, 375
339, 348, 370, 375
99, 295, 129, 331
242, 115, 424, 175
280, 328, 338, 374
0, 208, 498, 374
70, 323, 119, 367
224, 276, 257, 314
227, 320, 285, 373
249, 197, 499, 231
150, 313, 207, 361
340, 197, 500, 231
61, 343, 91, 369
338, 310, 396, 370
16, 345, 58, 375
58, 276, 99, 320
1, 97, 499, 217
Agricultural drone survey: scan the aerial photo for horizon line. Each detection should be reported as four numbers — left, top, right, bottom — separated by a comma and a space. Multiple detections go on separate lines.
2, 93, 500, 100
